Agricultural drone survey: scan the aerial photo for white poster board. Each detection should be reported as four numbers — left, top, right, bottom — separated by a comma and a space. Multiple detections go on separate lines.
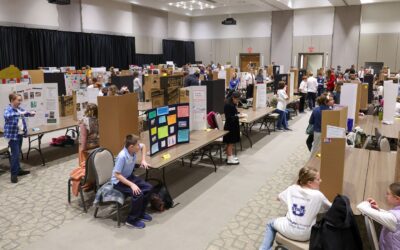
0, 83, 60, 130
218, 70, 226, 80
340, 83, 358, 128
64, 73, 85, 96
76, 88, 99, 121
383, 81, 398, 123
255, 84, 267, 109
189, 86, 207, 131
289, 71, 295, 98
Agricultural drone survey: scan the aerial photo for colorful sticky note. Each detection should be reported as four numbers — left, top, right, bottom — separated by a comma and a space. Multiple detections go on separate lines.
151, 143, 159, 154
157, 106, 169, 116
161, 140, 166, 148
159, 116, 166, 124
148, 111, 156, 119
169, 126, 175, 134
162, 153, 171, 160
158, 126, 168, 139
151, 127, 157, 135
167, 114, 177, 125
178, 121, 187, 128
177, 129, 189, 143
177, 105, 189, 118
168, 135, 176, 147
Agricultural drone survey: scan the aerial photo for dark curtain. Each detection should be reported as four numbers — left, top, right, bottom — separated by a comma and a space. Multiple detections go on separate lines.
135, 54, 164, 66
0, 26, 135, 69
162, 39, 195, 67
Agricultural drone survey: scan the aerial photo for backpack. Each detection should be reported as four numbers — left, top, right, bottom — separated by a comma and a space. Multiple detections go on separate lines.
50, 135, 75, 147
149, 179, 177, 212
207, 111, 217, 129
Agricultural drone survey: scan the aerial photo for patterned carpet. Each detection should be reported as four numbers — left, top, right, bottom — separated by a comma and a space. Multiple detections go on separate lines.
206, 145, 310, 250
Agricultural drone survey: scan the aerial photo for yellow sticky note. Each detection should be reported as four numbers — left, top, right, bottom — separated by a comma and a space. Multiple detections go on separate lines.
167, 114, 177, 125
162, 153, 171, 160
316, 153, 321, 158
206, 128, 212, 132
151, 127, 157, 135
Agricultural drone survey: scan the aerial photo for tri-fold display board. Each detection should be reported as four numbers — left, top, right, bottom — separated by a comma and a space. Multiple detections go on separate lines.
147, 103, 190, 156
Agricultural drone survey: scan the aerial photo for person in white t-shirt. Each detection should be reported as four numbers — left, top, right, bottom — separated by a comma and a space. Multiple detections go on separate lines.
259, 167, 331, 250
307, 73, 318, 110
298, 76, 308, 113
276, 81, 291, 131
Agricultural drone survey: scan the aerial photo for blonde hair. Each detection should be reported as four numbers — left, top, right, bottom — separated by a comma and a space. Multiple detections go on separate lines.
108, 85, 118, 96
84, 103, 98, 118
297, 167, 319, 186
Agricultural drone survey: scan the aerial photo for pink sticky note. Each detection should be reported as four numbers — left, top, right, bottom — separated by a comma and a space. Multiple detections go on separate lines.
177, 105, 189, 118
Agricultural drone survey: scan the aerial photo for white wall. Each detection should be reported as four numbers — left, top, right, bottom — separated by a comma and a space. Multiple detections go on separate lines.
168, 13, 191, 40
361, 2, 400, 34
293, 8, 334, 36
0, 0, 59, 28
191, 12, 272, 39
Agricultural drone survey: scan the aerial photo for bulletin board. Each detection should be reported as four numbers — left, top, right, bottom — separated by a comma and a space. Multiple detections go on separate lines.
64, 73, 85, 96
0, 83, 60, 130
147, 103, 190, 156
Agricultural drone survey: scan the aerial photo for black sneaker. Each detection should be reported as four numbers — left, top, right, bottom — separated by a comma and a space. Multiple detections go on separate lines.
18, 170, 30, 176
11, 175, 18, 183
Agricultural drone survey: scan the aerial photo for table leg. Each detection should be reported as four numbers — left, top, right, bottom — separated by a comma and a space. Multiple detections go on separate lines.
241, 124, 253, 148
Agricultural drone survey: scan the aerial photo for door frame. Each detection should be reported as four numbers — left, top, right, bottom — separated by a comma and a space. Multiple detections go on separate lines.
298, 53, 325, 71
239, 53, 260, 72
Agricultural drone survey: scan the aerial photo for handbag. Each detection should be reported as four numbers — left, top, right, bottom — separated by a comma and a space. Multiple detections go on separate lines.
306, 124, 314, 135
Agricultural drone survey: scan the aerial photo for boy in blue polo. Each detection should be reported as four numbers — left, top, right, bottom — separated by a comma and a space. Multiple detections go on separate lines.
111, 134, 153, 229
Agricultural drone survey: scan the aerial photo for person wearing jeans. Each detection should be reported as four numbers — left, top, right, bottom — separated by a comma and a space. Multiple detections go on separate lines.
259, 220, 276, 250
4, 93, 34, 183
276, 81, 291, 131
307, 73, 318, 110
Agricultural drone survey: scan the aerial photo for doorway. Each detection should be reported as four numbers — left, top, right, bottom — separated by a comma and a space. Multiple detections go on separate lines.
240, 53, 260, 72
298, 53, 324, 75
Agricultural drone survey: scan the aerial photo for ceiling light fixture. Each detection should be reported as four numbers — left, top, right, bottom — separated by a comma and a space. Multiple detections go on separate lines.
168, 1, 215, 11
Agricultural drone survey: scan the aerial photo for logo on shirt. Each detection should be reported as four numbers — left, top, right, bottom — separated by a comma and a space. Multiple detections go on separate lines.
292, 204, 305, 217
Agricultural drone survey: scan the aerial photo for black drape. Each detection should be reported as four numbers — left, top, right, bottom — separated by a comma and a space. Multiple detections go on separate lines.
0, 26, 135, 69
135, 54, 164, 66
162, 39, 195, 67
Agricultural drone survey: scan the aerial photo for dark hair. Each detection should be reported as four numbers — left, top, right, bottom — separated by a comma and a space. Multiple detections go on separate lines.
226, 91, 241, 104
194, 72, 200, 78
84, 103, 98, 118
9, 93, 21, 102
133, 71, 139, 78
297, 167, 319, 186
125, 134, 139, 148
389, 182, 400, 197
92, 77, 98, 83
278, 81, 286, 89
317, 94, 329, 106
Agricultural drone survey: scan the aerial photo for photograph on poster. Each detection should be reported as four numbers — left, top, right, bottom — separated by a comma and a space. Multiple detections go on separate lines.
168, 135, 176, 147
30, 92, 34, 99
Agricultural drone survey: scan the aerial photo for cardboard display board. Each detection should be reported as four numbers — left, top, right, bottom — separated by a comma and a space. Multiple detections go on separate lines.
383, 81, 398, 123
189, 86, 207, 131
147, 103, 190, 156
59, 95, 74, 117
98, 93, 139, 156
44, 72, 66, 96
360, 83, 369, 110
0, 65, 21, 82
340, 83, 358, 130
0, 83, 60, 130
64, 73, 85, 96
179, 88, 190, 103
160, 75, 183, 105
27, 70, 44, 84
289, 71, 295, 97
320, 106, 348, 201
201, 79, 225, 114
143, 75, 161, 102
74, 88, 99, 121
151, 89, 165, 108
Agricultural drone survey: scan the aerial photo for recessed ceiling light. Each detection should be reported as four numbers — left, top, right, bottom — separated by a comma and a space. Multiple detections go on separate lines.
169, 1, 215, 11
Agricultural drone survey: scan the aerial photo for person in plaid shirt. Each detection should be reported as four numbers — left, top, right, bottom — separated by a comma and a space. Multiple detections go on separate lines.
4, 93, 35, 183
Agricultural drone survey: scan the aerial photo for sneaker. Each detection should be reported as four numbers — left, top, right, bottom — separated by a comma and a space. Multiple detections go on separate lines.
18, 170, 30, 176
276, 128, 283, 131
227, 158, 240, 165
126, 218, 146, 229
140, 213, 152, 222
11, 175, 18, 183
284, 128, 292, 131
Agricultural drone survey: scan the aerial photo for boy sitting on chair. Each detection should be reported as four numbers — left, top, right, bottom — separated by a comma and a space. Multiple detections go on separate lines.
111, 134, 153, 229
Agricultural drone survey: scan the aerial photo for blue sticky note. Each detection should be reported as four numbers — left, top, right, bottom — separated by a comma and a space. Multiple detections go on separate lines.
151, 143, 159, 154
177, 129, 189, 143
159, 115, 166, 124
157, 106, 169, 116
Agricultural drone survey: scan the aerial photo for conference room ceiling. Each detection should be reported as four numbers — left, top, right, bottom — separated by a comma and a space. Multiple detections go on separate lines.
118, 0, 400, 16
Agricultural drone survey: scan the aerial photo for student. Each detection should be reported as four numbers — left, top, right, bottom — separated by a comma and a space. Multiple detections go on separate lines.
107, 85, 119, 96
229, 72, 240, 90
223, 91, 242, 165
317, 72, 325, 96
133, 71, 141, 93
255, 69, 265, 83
298, 76, 308, 113
307, 73, 318, 110
184, 72, 200, 87
358, 66, 364, 82
111, 134, 153, 229
335, 73, 345, 104
276, 81, 291, 131
309, 95, 331, 159
259, 167, 331, 250
4, 93, 35, 183
357, 182, 400, 249
326, 69, 336, 92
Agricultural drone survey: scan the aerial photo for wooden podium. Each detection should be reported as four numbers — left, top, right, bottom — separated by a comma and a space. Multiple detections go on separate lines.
320, 106, 348, 201
98, 93, 139, 155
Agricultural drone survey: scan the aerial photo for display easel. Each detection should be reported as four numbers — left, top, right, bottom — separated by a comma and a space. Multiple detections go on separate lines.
320, 106, 348, 201
98, 93, 139, 155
